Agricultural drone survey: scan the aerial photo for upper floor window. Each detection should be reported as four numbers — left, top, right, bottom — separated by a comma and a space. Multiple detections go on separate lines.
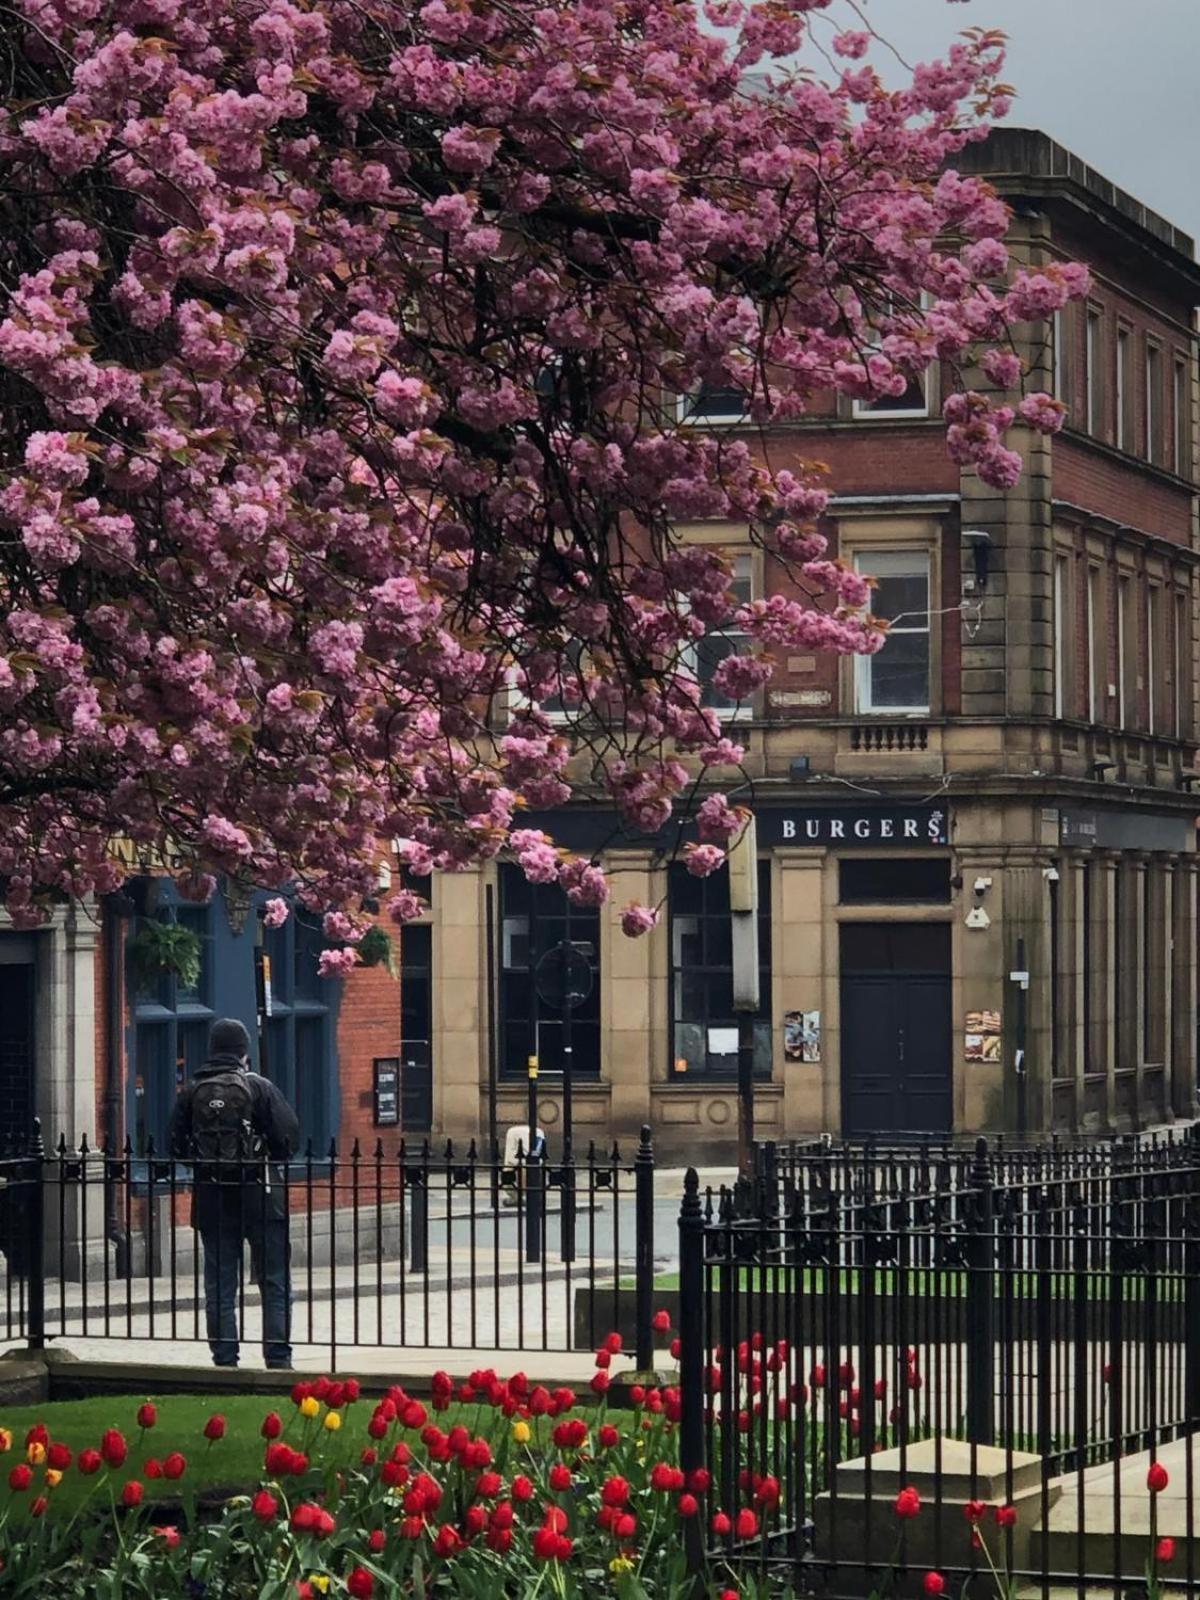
1053, 309, 1069, 412
1085, 308, 1102, 435
677, 381, 747, 426
1116, 327, 1132, 452
1147, 341, 1163, 464
1054, 553, 1071, 720
854, 550, 931, 714
1175, 357, 1190, 477
852, 297, 930, 419
689, 553, 755, 719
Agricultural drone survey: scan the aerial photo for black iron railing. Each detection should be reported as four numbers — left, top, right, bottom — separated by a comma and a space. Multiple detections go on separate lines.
0, 1123, 658, 1367
680, 1132, 1200, 1594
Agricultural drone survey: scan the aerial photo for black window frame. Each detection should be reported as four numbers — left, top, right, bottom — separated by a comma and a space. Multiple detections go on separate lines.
498, 864, 602, 1082
669, 859, 772, 1079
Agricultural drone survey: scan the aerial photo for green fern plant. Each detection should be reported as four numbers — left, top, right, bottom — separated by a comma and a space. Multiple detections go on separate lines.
356, 925, 396, 976
127, 918, 203, 990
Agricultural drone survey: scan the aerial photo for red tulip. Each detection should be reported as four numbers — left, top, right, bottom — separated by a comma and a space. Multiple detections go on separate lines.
163, 1452, 187, 1480
261, 1412, 283, 1440
47, 1442, 71, 1471
8, 1465, 31, 1491
252, 1489, 279, 1522
78, 1449, 102, 1476
549, 1464, 572, 1491
1158, 1537, 1177, 1564
512, 1475, 534, 1502
100, 1429, 128, 1469
136, 1404, 157, 1431
994, 1504, 1018, 1528
121, 1480, 144, 1507
368, 1528, 386, 1554
203, 1414, 226, 1442
30, 1495, 48, 1518
924, 1574, 946, 1596
154, 1525, 181, 1549
1148, 1462, 1170, 1494
894, 1486, 921, 1519
145, 1458, 163, 1478
347, 1568, 374, 1599
712, 1511, 732, 1536
652, 1309, 672, 1333
735, 1508, 759, 1539
678, 1492, 699, 1518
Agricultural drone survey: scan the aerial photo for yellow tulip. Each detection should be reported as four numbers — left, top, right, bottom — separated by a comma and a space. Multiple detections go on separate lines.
45, 1469, 63, 1488
610, 1557, 634, 1575
511, 1421, 531, 1444
323, 1411, 341, 1432
0, 1430, 12, 1453
309, 1577, 330, 1595
26, 1442, 45, 1465
300, 1396, 320, 1419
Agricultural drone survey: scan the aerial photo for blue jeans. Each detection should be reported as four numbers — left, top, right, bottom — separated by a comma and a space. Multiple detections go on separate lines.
197, 1186, 292, 1367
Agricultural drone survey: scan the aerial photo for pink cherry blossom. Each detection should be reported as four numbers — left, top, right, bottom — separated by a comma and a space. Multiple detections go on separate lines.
263, 898, 290, 929
620, 904, 659, 938
0, 0, 1088, 929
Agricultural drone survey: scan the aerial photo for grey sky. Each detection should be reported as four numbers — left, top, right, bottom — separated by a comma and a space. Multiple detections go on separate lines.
836, 0, 1200, 247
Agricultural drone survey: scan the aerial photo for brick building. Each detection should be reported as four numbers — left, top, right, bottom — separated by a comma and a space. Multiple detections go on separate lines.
411, 128, 1200, 1158
0, 129, 1195, 1168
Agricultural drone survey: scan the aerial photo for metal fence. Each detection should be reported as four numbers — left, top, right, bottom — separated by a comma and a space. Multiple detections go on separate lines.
679, 1132, 1200, 1595
0, 1124, 657, 1366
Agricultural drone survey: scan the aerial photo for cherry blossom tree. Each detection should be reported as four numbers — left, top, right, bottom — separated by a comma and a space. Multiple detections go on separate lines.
0, 0, 1087, 939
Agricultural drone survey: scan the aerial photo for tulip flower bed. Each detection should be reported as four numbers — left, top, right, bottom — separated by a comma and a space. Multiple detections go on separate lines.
0, 1325, 776, 1600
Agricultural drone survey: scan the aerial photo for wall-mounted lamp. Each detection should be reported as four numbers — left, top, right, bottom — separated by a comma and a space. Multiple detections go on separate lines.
1092, 760, 1117, 781
962, 530, 992, 593
1179, 772, 1200, 791
789, 755, 811, 780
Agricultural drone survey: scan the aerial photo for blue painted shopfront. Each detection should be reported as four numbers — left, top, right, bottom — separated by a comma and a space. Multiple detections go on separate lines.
127, 883, 341, 1156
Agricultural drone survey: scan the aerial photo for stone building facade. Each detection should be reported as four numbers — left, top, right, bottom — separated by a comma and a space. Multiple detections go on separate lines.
404, 129, 1200, 1159
0, 132, 1196, 1168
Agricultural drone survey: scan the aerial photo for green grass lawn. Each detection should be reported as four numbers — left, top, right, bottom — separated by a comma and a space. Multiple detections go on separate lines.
0, 1392, 451, 1520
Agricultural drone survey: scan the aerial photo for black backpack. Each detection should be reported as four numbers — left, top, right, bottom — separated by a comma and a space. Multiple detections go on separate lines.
189, 1070, 262, 1171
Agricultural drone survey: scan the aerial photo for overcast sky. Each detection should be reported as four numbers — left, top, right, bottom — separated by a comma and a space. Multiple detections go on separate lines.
836, 0, 1200, 246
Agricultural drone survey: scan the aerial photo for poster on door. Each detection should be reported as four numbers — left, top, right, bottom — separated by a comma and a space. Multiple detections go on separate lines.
964, 1009, 1002, 1062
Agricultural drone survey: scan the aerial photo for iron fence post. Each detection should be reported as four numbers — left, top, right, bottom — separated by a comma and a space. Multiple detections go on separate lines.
410, 1144, 428, 1275
965, 1135, 994, 1445
27, 1120, 46, 1352
1187, 1125, 1200, 1421
678, 1168, 706, 1579
634, 1126, 655, 1371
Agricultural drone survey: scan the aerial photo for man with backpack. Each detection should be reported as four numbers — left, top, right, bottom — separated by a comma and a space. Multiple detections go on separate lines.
168, 1018, 300, 1369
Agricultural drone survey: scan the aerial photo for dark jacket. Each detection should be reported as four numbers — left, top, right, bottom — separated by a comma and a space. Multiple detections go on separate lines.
168, 1053, 301, 1167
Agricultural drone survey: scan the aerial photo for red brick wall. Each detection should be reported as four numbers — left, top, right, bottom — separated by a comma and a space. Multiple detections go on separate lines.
335, 935, 401, 1153
1055, 438, 1193, 543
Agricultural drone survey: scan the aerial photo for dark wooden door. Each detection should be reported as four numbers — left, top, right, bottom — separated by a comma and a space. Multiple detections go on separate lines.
840, 923, 952, 1137
0, 964, 34, 1149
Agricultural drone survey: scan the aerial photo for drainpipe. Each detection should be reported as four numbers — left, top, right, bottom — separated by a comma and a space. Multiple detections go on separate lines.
102, 892, 131, 1278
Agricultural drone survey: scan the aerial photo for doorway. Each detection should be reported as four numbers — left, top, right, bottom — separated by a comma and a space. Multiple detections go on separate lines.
0, 963, 34, 1148
840, 922, 952, 1137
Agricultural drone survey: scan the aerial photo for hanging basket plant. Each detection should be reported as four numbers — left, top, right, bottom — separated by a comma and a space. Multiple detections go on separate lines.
127, 918, 203, 990
356, 925, 396, 976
